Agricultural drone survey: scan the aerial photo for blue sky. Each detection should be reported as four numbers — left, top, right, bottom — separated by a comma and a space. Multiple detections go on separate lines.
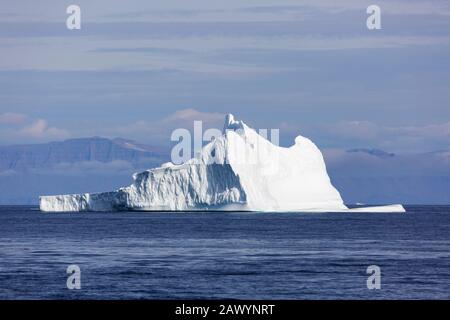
0, 0, 449, 152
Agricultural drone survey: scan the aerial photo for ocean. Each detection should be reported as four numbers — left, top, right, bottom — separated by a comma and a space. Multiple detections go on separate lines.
0, 205, 449, 299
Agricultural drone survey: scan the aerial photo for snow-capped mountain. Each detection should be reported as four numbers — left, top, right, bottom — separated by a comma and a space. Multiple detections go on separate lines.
39, 114, 404, 213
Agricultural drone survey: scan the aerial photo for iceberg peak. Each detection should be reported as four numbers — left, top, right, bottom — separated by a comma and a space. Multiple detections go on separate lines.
223, 113, 245, 133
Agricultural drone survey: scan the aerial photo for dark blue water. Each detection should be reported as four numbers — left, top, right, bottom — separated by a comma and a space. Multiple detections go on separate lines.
0, 206, 449, 299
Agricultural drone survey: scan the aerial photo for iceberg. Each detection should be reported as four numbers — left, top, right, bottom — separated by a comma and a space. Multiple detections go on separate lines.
39, 114, 405, 213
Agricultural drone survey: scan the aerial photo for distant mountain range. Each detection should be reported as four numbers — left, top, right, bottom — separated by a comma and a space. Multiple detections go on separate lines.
0, 137, 169, 171
347, 148, 395, 158
0, 137, 449, 205
0, 137, 170, 205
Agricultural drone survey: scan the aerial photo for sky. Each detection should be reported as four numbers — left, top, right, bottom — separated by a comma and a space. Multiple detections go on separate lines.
1, 0, 449, 153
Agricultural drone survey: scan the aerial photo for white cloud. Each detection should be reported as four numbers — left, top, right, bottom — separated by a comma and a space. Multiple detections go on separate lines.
163, 108, 224, 124
325, 120, 380, 140
6, 0, 449, 23
303, 120, 450, 153
0, 114, 70, 144
4, 34, 450, 73
0, 112, 27, 125
0, 169, 17, 177
18, 119, 69, 140
111, 108, 225, 144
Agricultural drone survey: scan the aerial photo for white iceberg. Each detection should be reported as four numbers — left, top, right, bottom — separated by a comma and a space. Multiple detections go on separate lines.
39, 114, 405, 213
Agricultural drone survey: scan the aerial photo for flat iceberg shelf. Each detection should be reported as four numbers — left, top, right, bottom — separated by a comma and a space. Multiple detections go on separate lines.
39, 114, 405, 214
126, 204, 406, 213
251, 204, 406, 213
344, 204, 405, 213
39, 197, 405, 213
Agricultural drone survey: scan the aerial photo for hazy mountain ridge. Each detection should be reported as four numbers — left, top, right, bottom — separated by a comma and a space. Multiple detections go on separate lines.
0, 137, 169, 171
347, 148, 395, 158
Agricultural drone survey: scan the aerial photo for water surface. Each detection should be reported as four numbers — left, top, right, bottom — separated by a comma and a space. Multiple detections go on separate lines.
0, 205, 449, 299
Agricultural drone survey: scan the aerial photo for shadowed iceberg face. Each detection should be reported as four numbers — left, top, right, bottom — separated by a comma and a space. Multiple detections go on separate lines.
40, 163, 247, 212
118, 163, 247, 210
